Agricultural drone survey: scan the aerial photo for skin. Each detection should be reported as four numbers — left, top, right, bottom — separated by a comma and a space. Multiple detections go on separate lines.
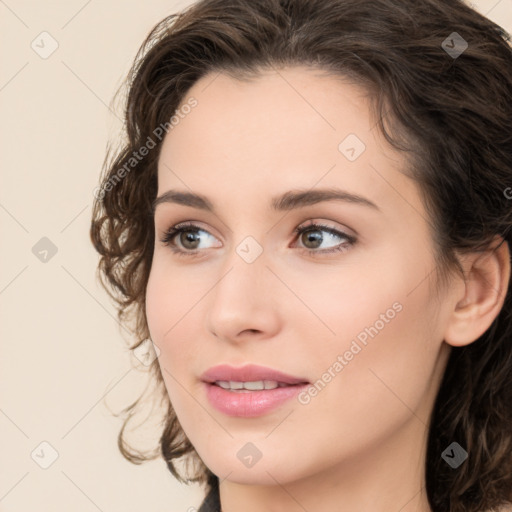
145, 66, 510, 512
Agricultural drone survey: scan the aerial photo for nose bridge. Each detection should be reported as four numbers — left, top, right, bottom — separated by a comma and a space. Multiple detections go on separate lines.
213, 239, 267, 311
206, 235, 279, 339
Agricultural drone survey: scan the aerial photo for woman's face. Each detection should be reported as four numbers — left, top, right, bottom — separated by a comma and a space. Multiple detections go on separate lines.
146, 66, 455, 487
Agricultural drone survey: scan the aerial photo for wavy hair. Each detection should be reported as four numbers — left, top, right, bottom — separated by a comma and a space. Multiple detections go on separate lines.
89, 0, 512, 510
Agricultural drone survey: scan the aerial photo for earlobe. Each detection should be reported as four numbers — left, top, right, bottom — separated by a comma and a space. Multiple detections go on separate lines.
444, 236, 511, 348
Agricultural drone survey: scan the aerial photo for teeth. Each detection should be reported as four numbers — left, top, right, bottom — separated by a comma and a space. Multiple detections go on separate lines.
243, 381, 265, 390
215, 380, 286, 391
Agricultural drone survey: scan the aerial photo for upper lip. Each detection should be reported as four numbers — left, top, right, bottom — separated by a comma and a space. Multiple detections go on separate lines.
201, 364, 309, 385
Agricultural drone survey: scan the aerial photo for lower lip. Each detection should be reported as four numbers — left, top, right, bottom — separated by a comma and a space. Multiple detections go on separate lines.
203, 382, 308, 417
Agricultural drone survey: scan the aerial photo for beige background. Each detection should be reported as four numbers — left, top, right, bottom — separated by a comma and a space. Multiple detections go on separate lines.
1, 1, 511, 511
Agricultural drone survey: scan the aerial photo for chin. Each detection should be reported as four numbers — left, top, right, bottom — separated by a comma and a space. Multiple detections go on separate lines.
216, 466, 289, 486
203, 452, 309, 487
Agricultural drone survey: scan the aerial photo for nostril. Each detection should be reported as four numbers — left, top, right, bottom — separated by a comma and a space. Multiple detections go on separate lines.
240, 329, 260, 335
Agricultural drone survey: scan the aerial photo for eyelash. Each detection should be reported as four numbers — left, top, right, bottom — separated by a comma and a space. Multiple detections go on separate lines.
160, 221, 357, 258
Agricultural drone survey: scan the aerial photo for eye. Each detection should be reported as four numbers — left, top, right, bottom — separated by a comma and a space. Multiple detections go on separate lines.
293, 222, 356, 255
160, 222, 221, 256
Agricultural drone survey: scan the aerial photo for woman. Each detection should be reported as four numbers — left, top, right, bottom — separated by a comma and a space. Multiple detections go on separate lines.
90, 0, 512, 510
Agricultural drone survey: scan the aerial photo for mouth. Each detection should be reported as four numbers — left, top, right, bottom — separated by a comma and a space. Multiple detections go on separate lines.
210, 380, 303, 392
200, 363, 309, 387
200, 364, 310, 417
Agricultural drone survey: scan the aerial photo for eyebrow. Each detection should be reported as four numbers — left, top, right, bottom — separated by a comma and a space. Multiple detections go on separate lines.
152, 187, 380, 214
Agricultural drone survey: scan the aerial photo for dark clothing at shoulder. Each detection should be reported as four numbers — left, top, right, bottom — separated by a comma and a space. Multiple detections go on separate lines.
197, 483, 221, 512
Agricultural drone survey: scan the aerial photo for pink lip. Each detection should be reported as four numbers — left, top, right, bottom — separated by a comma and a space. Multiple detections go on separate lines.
201, 364, 308, 385
201, 364, 309, 418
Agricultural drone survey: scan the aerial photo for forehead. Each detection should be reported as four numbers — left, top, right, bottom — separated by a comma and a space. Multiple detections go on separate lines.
157, 66, 423, 223
163, 66, 375, 164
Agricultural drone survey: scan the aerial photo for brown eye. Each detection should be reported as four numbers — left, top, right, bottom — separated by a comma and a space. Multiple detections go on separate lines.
300, 229, 324, 249
160, 223, 221, 256
294, 223, 356, 254
178, 230, 201, 250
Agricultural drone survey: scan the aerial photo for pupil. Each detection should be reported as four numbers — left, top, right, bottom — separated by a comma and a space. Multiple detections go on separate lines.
182, 231, 200, 249
303, 230, 322, 249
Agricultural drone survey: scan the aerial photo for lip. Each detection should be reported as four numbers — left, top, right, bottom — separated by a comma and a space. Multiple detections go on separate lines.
200, 364, 309, 385
201, 364, 310, 418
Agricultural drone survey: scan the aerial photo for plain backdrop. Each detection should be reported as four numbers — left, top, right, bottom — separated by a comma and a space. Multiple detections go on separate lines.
1, 1, 511, 511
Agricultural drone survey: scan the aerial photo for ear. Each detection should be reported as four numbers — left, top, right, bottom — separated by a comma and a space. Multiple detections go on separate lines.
444, 236, 511, 347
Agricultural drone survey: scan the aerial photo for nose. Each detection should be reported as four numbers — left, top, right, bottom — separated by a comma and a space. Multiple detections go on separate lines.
205, 249, 281, 344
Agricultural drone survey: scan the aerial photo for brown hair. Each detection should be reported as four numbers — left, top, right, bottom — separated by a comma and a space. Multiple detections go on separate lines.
89, 0, 512, 510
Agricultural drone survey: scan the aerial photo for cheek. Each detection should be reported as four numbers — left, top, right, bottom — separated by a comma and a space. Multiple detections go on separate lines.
145, 258, 201, 343
145, 264, 192, 387
306, 262, 442, 428
145, 266, 170, 343
145, 260, 207, 388
305, 241, 441, 390
145, 277, 191, 422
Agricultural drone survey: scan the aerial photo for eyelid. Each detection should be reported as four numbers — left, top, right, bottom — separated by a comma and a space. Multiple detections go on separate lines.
163, 220, 220, 239
292, 222, 357, 254
295, 219, 357, 239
